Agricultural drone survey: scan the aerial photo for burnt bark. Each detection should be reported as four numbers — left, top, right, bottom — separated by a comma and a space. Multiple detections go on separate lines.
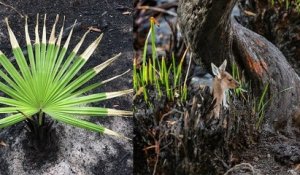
178, 0, 300, 135
238, 0, 300, 75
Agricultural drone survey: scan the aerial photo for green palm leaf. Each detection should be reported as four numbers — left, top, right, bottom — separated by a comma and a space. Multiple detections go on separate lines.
0, 15, 132, 139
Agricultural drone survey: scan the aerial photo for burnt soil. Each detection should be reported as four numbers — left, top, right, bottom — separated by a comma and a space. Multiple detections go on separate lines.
0, 0, 133, 175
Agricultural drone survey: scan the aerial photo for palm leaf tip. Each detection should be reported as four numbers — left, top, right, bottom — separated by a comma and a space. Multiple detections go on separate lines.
107, 109, 133, 116
103, 128, 131, 140
81, 33, 104, 61
101, 69, 131, 85
105, 89, 134, 100
42, 14, 47, 44
61, 19, 76, 50
56, 16, 65, 47
72, 29, 90, 54
5, 18, 20, 49
94, 52, 122, 74
25, 16, 31, 45
35, 14, 40, 44
49, 14, 59, 44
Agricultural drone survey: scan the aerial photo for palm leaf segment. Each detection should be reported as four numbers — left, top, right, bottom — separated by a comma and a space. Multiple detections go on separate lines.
0, 14, 133, 139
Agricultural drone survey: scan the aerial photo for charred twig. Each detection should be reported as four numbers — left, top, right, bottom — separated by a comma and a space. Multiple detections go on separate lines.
137, 5, 177, 17
184, 51, 192, 86
159, 109, 183, 124
118, 152, 130, 163
152, 130, 168, 175
153, 151, 159, 175
143, 134, 160, 175
0, 1, 24, 18
190, 96, 198, 119
193, 96, 205, 130
170, 132, 188, 159
214, 153, 230, 169
62, 22, 82, 39
144, 130, 160, 156
88, 26, 101, 32
0, 140, 7, 147
184, 111, 189, 129
143, 145, 158, 151
224, 163, 255, 175
160, 140, 174, 151
104, 0, 111, 8
115, 4, 132, 11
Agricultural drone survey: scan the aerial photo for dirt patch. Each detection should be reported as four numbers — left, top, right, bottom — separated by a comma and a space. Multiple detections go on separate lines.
0, 0, 133, 174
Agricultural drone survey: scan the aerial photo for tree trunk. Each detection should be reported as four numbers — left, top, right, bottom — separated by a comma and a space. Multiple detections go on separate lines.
178, 0, 300, 135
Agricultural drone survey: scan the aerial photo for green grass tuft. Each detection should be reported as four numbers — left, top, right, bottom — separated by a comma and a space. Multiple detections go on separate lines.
133, 17, 188, 104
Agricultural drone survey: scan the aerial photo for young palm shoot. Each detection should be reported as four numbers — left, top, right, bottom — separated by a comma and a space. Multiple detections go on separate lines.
0, 15, 133, 143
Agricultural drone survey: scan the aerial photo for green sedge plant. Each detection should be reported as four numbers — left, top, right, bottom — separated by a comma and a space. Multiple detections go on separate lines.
254, 83, 293, 129
133, 17, 187, 103
229, 62, 293, 130
255, 83, 269, 129
230, 62, 269, 129
231, 62, 248, 100
0, 14, 133, 141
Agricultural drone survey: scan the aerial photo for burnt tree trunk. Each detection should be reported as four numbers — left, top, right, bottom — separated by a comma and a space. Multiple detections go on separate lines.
178, 0, 300, 135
